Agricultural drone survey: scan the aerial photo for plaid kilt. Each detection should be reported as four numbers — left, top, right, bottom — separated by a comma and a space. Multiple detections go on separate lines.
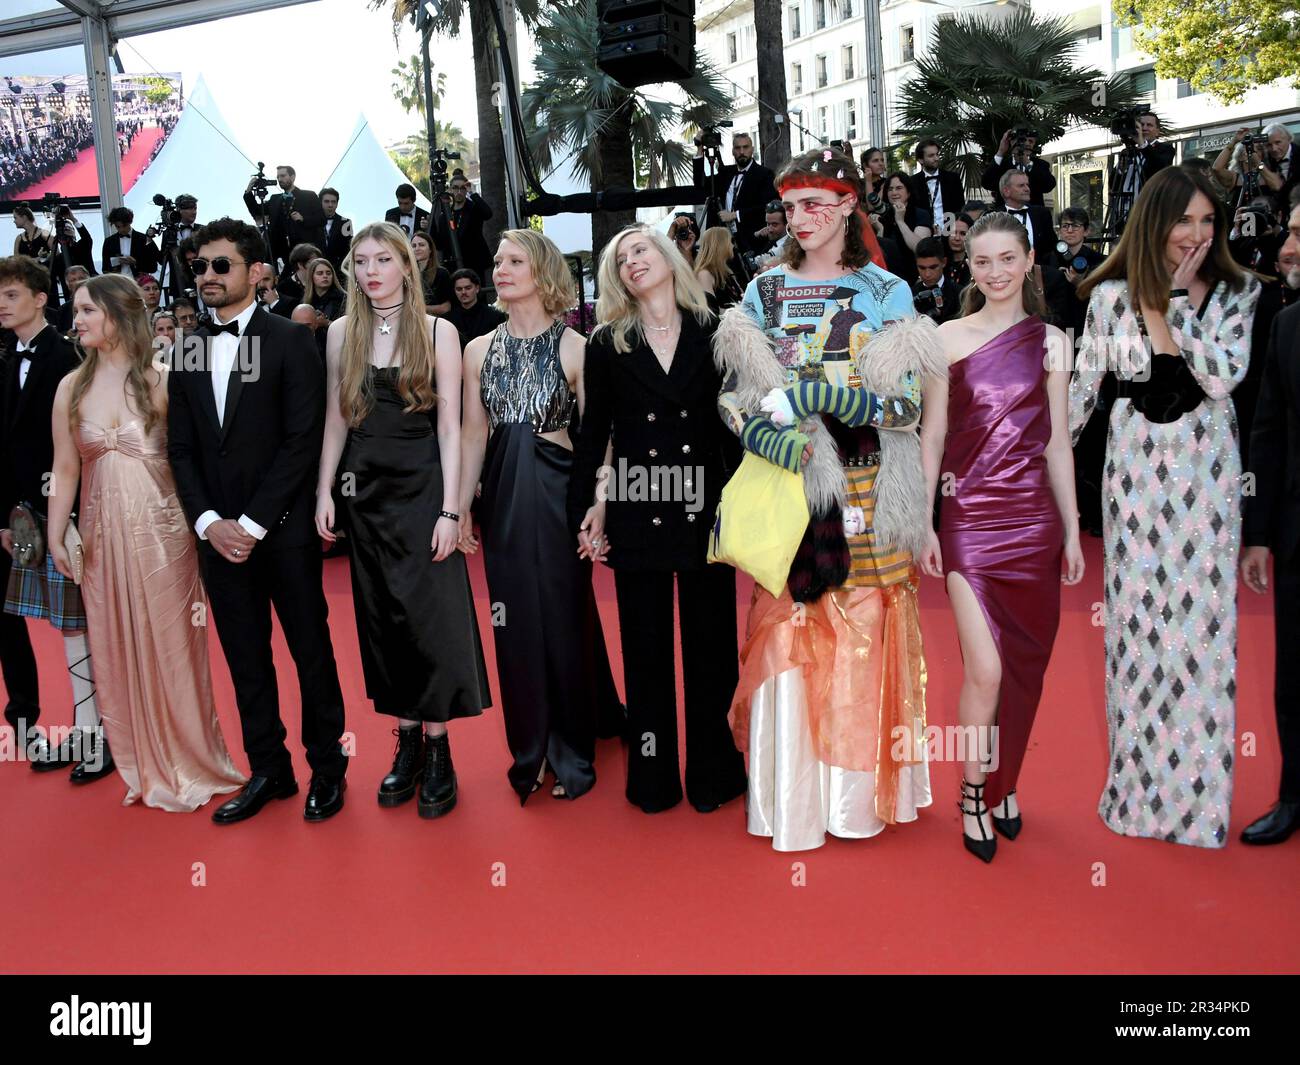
4, 551, 87, 632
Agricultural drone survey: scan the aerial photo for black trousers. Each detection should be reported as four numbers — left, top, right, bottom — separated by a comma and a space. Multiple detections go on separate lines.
0, 548, 40, 728
1273, 548, 1300, 802
613, 563, 747, 812
199, 541, 347, 779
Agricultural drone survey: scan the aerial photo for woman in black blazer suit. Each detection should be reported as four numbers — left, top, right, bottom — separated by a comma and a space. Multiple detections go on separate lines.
568, 224, 747, 814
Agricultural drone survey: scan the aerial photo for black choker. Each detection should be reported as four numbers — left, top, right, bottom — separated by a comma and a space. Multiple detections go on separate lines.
371, 300, 404, 311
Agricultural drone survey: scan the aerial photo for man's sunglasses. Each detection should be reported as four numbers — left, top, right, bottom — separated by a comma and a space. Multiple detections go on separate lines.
191, 257, 248, 276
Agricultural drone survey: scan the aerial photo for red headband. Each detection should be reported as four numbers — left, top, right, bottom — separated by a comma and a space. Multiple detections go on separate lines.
776, 174, 886, 270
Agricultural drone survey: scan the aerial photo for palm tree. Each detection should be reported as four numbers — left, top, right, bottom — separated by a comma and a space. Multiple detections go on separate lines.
371, 0, 544, 256
753, 0, 791, 169
521, 0, 733, 258
391, 54, 447, 118
892, 10, 1146, 192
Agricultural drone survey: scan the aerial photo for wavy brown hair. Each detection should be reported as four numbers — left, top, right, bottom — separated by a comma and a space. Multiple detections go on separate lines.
67, 274, 162, 434
1078, 165, 1248, 313
775, 146, 880, 272
958, 211, 1047, 318
338, 221, 436, 426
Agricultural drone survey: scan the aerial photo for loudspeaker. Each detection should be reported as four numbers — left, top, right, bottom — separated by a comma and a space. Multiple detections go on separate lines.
597, 0, 696, 88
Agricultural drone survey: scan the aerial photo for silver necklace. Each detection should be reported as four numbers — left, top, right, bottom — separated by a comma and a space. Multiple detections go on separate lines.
373, 301, 403, 335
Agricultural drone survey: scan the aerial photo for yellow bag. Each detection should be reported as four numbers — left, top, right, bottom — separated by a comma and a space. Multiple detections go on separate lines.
708, 452, 810, 597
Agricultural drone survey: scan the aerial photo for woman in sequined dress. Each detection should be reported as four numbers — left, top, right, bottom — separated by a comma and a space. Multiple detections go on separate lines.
1070, 167, 1260, 848
459, 229, 622, 803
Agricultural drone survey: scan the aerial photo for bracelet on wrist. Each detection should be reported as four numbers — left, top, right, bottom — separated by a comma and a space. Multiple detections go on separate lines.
1170, 288, 1189, 298
439, 510, 460, 522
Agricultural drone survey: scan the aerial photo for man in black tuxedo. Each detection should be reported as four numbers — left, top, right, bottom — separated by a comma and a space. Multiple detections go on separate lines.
433, 174, 494, 280
256, 267, 298, 318
1261, 123, 1300, 219
101, 207, 160, 278
995, 170, 1056, 267
0, 255, 109, 779
167, 217, 348, 824
914, 139, 965, 233
54, 265, 89, 335
981, 128, 1057, 208
319, 187, 351, 272
261, 166, 326, 269
159, 195, 200, 299
1137, 112, 1176, 180
692, 132, 778, 256
385, 183, 431, 240
1241, 201, 1300, 846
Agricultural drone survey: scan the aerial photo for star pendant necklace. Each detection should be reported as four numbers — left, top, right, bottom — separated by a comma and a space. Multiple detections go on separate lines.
374, 300, 403, 335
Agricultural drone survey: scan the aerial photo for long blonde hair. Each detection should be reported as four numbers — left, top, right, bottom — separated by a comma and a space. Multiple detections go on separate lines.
493, 228, 576, 317
68, 274, 162, 434
694, 227, 735, 290
594, 224, 712, 354
339, 221, 436, 426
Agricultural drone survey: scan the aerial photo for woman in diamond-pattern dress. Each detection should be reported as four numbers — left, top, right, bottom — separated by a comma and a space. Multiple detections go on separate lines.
1069, 167, 1260, 848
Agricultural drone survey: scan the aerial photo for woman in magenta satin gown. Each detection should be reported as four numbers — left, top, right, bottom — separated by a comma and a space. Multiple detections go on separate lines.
919, 212, 1085, 863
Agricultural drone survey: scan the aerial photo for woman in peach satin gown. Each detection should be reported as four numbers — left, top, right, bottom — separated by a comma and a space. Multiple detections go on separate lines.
46, 274, 245, 811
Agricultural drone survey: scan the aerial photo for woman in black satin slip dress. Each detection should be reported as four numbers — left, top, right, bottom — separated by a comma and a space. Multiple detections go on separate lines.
459, 228, 623, 803
316, 221, 490, 819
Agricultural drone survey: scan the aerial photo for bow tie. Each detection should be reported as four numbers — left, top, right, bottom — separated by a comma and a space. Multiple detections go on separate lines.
925, 172, 939, 180
210, 319, 241, 338
1008, 208, 1028, 217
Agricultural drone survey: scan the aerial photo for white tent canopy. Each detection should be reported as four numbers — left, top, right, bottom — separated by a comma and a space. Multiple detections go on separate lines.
124, 73, 257, 229
322, 114, 430, 232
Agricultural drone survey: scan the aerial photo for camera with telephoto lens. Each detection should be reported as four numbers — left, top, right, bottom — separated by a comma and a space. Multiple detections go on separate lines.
1109, 108, 1142, 142
152, 193, 180, 225
1242, 130, 1264, 154
693, 120, 734, 150
913, 285, 946, 320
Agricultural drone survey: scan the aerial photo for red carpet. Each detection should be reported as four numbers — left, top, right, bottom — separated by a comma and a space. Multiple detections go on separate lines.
10, 126, 165, 200
2, 537, 1297, 974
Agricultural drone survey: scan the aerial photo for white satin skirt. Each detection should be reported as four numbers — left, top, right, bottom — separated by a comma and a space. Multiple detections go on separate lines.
746, 666, 932, 851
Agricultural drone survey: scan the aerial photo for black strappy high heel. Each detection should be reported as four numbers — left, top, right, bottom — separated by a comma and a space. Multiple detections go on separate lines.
991, 788, 1022, 841
959, 779, 997, 863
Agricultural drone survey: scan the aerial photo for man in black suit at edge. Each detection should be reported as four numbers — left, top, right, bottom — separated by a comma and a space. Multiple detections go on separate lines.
914, 139, 965, 234
692, 131, 778, 257
319, 187, 351, 272
1241, 201, 1300, 845
167, 217, 348, 824
995, 170, 1057, 267
384, 183, 431, 239
101, 207, 160, 278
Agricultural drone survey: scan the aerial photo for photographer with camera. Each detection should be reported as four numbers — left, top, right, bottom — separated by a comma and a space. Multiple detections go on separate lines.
1228, 199, 1283, 276
101, 207, 159, 278
47, 204, 94, 302
434, 173, 494, 281
153, 194, 200, 300
1217, 125, 1300, 219
754, 201, 789, 267
1106, 109, 1175, 232
667, 212, 700, 267
251, 165, 325, 268
910, 236, 959, 323
914, 140, 964, 232
982, 127, 1057, 208
692, 130, 777, 257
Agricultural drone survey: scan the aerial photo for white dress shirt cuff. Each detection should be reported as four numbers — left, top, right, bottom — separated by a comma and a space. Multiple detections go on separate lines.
994, 154, 1004, 166
195, 510, 221, 540
238, 514, 268, 540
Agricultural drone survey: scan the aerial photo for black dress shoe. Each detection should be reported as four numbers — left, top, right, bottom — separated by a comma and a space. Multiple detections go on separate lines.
211, 773, 299, 824
69, 736, 115, 784
30, 734, 78, 772
418, 733, 456, 819
304, 774, 346, 821
1240, 801, 1300, 845
378, 726, 424, 807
